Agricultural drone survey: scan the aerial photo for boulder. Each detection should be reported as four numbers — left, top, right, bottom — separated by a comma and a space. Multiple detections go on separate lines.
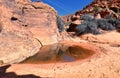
0, 0, 67, 64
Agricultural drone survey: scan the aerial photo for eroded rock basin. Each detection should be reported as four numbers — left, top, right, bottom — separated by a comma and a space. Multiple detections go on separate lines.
21, 42, 96, 64
4, 41, 101, 78
3, 32, 120, 78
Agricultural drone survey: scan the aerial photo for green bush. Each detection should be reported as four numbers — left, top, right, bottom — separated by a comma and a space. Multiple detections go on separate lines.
93, 6, 100, 12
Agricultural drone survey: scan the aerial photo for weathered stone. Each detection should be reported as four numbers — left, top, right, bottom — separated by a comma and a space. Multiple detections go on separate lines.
0, 0, 68, 64
62, 0, 120, 22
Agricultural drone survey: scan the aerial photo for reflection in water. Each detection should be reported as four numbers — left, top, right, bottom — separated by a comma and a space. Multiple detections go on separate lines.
21, 44, 95, 64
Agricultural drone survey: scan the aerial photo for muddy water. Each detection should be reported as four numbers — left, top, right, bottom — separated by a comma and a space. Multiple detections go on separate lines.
21, 44, 95, 64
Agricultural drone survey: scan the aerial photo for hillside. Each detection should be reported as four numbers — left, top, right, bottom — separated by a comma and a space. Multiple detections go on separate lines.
62, 0, 120, 22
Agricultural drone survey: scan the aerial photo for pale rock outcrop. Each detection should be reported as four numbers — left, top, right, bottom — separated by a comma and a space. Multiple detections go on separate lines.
0, 0, 67, 64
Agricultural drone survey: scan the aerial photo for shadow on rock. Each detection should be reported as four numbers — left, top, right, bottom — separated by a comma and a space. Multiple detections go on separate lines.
0, 65, 41, 78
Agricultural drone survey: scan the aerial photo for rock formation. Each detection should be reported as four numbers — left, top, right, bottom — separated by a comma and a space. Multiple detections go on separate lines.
62, 0, 120, 22
62, 0, 120, 33
0, 0, 67, 64
76, 0, 120, 18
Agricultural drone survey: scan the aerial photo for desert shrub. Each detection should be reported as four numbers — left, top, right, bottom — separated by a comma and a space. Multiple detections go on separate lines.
105, 14, 117, 26
97, 19, 115, 30
75, 14, 116, 35
76, 22, 88, 35
80, 14, 94, 21
93, 6, 100, 12
57, 16, 65, 33
87, 22, 100, 34
76, 21, 100, 35
108, 18, 116, 26
115, 18, 120, 28
105, 14, 114, 19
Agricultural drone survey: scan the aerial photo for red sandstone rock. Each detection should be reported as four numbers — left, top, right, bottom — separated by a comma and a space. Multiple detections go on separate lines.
62, 0, 120, 22
0, 0, 68, 64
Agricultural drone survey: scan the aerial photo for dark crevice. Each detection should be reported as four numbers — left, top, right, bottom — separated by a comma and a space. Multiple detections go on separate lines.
0, 23, 3, 33
35, 38, 43, 47
110, 7, 119, 13
22, 4, 43, 14
11, 17, 18, 21
22, 24, 28, 27
110, 44, 120, 47
31, 5, 43, 9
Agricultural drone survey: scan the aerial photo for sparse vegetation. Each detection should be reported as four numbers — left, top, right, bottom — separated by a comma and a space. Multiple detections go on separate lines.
115, 18, 120, 31
80, 14, 94, 21
97, 19, 115, 30
117, 9, 120, 14
57, 16, 65, 33
65, 21, 72, 26
76, 20, 100, 35
75, 14, 117, 35
93, 6, 100, 12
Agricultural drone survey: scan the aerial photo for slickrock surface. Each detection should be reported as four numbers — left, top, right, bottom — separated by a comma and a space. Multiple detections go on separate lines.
5, 31, 120, 78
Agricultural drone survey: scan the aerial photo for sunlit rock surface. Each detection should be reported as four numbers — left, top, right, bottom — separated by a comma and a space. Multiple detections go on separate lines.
0, 0, 67, 64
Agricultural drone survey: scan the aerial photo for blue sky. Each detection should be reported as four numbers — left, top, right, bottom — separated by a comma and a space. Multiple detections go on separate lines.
31, 0, 93, 16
